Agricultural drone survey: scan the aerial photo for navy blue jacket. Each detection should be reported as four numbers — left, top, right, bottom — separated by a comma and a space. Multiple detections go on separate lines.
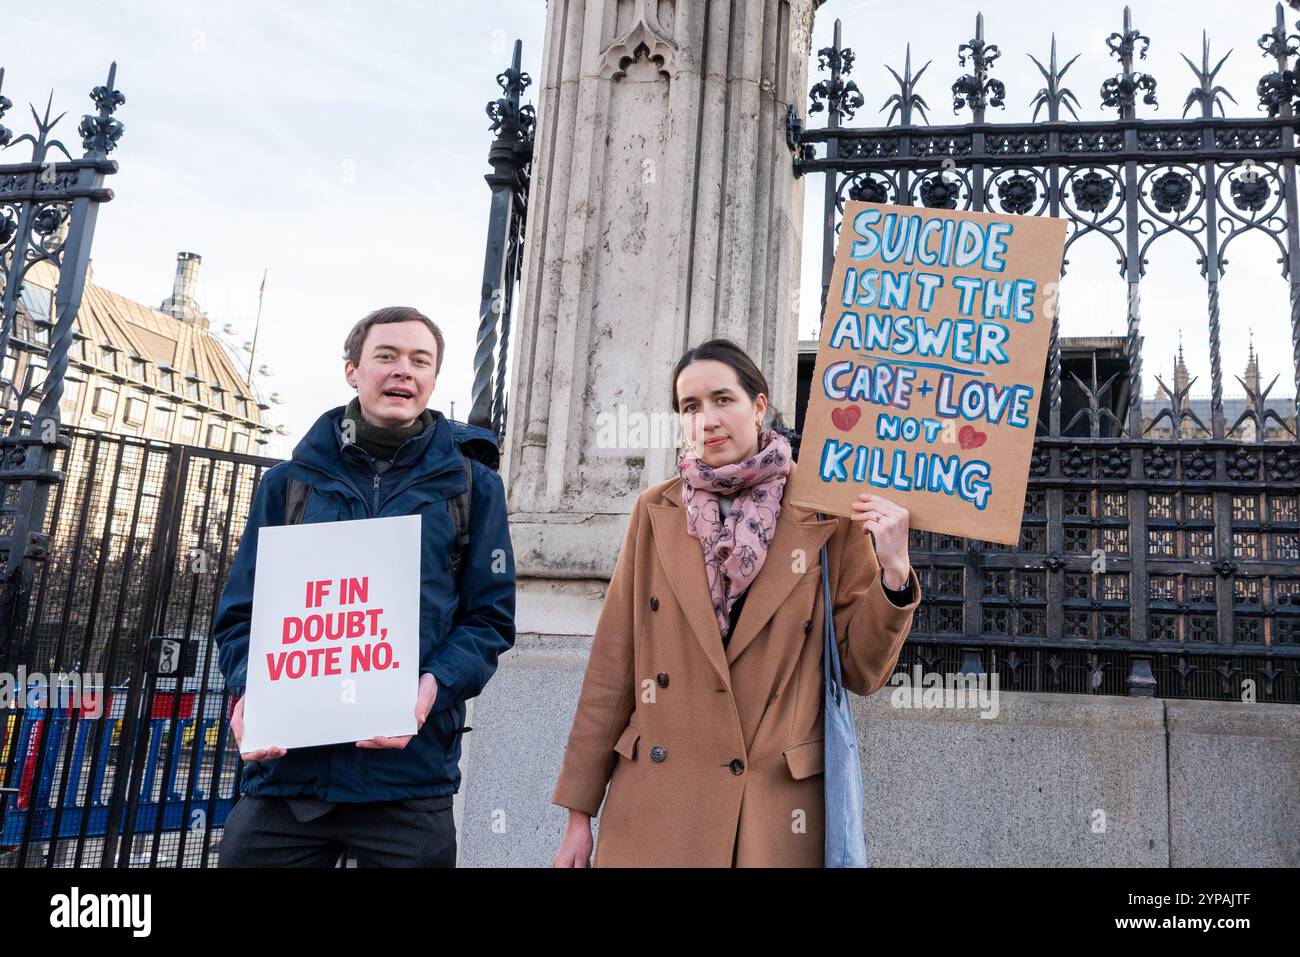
212, 405, 516, 801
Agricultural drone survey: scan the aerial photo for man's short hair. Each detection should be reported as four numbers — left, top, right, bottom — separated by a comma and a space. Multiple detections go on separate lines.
343, 306, 445, 374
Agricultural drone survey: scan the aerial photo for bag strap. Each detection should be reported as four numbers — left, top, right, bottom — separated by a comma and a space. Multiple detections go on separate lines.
819, 525, 845, 706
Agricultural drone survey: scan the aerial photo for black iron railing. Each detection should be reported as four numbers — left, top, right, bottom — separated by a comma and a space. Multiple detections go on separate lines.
0, 63, 125, 681
789, 6, 1300, 701
0, 427, 278, 868
470, 40, 534, 444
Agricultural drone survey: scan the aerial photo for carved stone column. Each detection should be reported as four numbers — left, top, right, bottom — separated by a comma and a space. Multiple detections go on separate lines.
503, 0, 818, 627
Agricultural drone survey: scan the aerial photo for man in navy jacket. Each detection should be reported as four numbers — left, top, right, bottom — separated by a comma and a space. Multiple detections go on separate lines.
213, 306, 515, 867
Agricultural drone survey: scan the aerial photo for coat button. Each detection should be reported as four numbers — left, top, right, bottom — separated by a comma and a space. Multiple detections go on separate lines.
730, 758, 745, 775
656, 672, 669, 688
804, 619, 813, 635
650, 596, 659, 612
650, 746, 667, 763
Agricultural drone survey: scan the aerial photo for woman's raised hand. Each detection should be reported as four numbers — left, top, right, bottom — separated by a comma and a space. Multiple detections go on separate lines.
849, 493, 912, 590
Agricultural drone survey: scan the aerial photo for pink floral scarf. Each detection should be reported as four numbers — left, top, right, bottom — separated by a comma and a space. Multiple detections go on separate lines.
678, 430, 792, 638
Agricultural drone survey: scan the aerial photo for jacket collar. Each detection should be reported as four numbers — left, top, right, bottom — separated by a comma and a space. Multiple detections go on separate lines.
291, 404, 455, 476
648, 462, 838, 682
286, 406, 465, 516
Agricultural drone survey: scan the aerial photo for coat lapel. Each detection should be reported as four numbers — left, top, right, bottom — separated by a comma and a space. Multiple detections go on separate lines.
647, 500, 732, 691
646, 465, 839, 678
724, 502, 837, 665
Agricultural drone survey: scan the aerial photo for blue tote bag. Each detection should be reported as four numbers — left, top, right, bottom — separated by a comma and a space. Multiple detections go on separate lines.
820, 538, 869, 867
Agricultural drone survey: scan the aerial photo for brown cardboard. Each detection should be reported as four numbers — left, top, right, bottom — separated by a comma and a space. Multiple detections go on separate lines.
787, 200, 1068, 545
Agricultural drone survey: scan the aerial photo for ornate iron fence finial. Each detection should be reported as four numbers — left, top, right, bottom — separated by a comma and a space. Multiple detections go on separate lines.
6, 92, 71, 166
881, 43, 933, 127
1101, 5, 1158, 116
0, 62, 125, 683
1064, 352, 1127, 437
1182, 31, 1235, 118
486, 40, 536, 144
79, 62, 125, 158
1028, 33, 1081, 122
952, 12, 1005, 121
1229, 372, 1295, 438
1258, 3, 1300, 116
809, 19, 864, 123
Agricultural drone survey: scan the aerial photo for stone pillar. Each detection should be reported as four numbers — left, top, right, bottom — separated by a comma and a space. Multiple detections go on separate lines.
458, 0, 818, 866
504, 0, 817, 617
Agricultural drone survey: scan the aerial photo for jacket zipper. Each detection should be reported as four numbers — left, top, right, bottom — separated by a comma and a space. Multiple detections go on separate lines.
293, 423, 461, 518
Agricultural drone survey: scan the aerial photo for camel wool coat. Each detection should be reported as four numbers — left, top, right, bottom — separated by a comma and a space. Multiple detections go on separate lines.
550, 462, 922, 867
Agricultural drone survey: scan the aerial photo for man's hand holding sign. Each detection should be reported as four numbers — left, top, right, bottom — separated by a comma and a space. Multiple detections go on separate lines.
229, 698, 284, 762
789, 201, 1068, 546
234, 673, 439, 758
354, 672, 437, 750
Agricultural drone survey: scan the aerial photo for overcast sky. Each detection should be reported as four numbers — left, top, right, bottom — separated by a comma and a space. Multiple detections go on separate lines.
4, 0, 1294, 452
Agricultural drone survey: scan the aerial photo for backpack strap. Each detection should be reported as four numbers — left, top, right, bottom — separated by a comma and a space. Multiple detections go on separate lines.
447, 456, 473, 576
284, 478, 312, 525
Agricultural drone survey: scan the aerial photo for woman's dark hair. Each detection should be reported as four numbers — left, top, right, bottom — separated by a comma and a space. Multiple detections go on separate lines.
670, 338, 791, 436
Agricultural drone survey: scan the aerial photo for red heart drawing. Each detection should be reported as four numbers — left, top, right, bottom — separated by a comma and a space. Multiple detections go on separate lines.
830, 406, 861, 431
959, 425, 987, 449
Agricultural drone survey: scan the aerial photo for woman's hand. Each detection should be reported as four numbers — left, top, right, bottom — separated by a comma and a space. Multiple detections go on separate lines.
552, 810, 595, 867
849, 493, 912, 589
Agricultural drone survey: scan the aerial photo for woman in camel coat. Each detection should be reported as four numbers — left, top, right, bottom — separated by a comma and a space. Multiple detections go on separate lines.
551, 339, 921, 867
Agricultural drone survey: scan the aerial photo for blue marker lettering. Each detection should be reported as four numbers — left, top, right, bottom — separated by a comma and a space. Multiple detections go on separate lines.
913, 316, 951, 358
982, 222, 1012, 272
915, 272, 944, 310
917, 219, 942, 265
954, 220, 985, 268
850, 209, 882, 259
952, 275, 983, 316
981, 277, 1015, 319
951, 320, 975, 363
881, 270, 909, 309
977, 322, 1010, 364
820, 439, 854, 482
1013, 278, 1036, 323
829, 311, 863, 350
959, 460, 993, 508
823, 360, 853, 400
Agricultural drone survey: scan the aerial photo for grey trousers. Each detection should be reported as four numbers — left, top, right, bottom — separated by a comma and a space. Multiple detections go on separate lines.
218, 794, 457, 868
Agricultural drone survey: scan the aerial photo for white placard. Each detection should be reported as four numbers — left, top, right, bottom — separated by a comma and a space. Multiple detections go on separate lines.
240, 514, 421, 752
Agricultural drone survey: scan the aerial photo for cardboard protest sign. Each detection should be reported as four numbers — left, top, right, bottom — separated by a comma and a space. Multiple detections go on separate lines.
240, 514, 422, 752
788, 201, 1067, 545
